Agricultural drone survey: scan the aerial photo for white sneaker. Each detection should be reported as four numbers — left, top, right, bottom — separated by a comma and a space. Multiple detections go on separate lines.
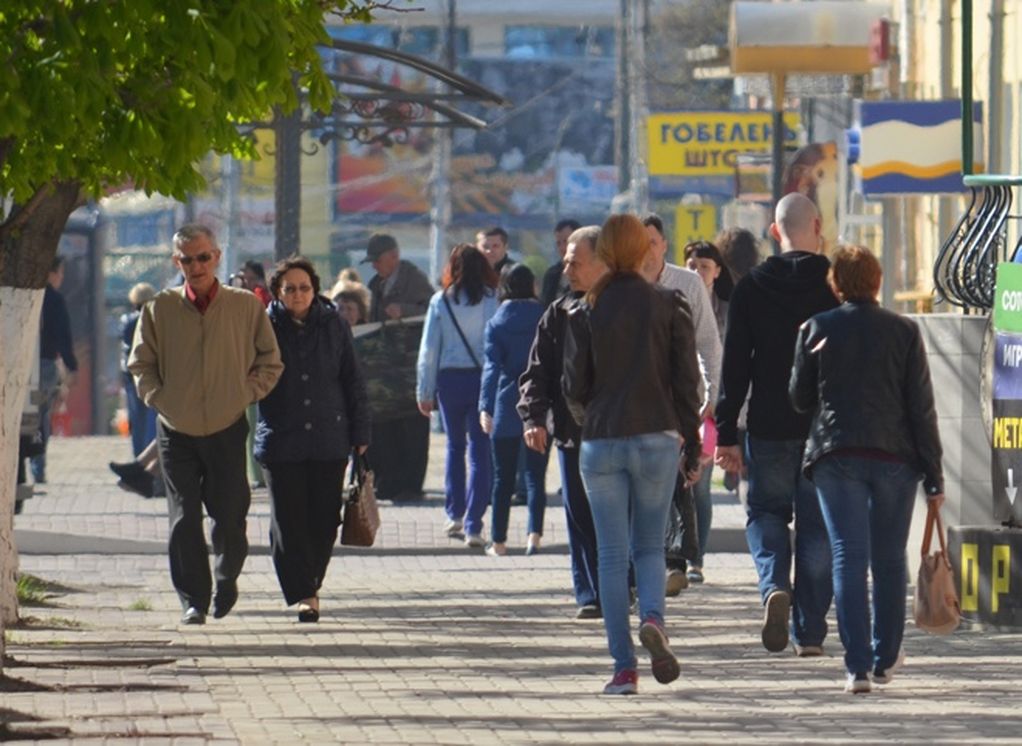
444, 519, 462, 537
872, 649, 905, 685
845, 673, 871, 694
464, 533, 485, 548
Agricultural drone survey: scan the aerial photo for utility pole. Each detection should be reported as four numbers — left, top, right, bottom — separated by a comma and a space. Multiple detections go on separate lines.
274, 102, 302, 260
429, 0, 456, 286
627, 0, 651, 214
615, 0, 630, 195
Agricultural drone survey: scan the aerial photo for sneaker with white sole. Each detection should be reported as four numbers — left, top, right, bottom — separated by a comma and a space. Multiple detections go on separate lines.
464, 533, 485, 548
665, 569, 689, 597
872, 649, 905, 685
638, 617, 680, 684
602, 668, 638, 695
845, 673, 871, 694
761, 589, 791, 653
444, 519, 462, 537
794, 644, 824, 657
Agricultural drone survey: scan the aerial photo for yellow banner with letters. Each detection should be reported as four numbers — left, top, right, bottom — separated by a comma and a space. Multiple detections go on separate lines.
648, 112, 802, 177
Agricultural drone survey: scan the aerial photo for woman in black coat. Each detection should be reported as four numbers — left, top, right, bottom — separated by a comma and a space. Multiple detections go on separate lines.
789, 245, 944, 694
255, 256, 370, 622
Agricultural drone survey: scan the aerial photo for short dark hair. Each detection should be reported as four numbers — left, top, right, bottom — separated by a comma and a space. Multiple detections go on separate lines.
242, 259, 266, 282
641, 213, 665, 237
555, 219, 581, 233
50, 255, 64, 273
483, 226, 508, 245
499, 263, 536, 301
716, 228, 760, 281
829, 245, 882, 301
683, 240, 734, 302
269, 255, 321, 298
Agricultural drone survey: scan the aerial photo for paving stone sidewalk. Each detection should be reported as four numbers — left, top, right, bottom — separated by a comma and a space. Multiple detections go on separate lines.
4, 435, 1022, 744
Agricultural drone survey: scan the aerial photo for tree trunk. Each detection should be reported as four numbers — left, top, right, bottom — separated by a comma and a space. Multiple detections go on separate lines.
0, 181, 82, 676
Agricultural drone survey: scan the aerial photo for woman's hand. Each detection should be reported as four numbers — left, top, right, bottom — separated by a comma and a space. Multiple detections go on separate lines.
524, 427, 548, 453
927, 492, 945, 510
479, 412, 493, 435
417, 400, 433, 417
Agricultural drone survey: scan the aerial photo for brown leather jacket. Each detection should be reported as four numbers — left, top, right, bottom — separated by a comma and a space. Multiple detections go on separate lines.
563, 272, 703, 471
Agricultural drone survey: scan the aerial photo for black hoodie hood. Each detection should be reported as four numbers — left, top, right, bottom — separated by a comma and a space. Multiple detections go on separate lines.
749, 251, 835, 318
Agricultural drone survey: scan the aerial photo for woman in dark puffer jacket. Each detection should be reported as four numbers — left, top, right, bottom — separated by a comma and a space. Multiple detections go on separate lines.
256, 256, 370, 623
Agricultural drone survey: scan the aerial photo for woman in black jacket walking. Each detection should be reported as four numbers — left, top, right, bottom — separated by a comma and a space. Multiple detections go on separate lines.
564, 214, 703, 695
790, 245, 945, 693
256, 257, 370, 622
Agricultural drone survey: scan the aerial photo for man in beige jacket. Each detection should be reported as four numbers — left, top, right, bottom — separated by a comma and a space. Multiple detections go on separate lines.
129, 224, 283, 625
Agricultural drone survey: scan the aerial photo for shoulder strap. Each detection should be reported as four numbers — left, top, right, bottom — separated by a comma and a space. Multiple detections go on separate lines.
441, 293, 482, 369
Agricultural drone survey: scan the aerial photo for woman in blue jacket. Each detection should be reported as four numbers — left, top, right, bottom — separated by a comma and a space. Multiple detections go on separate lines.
479, 265, 547, 556
417, 245, 499, 548
256, 257, 370, 623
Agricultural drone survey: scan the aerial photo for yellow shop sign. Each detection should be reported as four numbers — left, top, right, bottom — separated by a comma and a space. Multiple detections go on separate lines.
648, 112, 802, 177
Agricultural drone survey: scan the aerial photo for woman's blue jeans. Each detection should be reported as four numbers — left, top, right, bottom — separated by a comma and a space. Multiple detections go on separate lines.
580, 433, 680, 673
436, 368, 491, 536
812, 455, 920, 676
490, 435, 547, 543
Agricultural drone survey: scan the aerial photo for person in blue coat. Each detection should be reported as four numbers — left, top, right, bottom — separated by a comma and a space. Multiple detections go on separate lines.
479, 265, 547, 556
255, 256, 370, 623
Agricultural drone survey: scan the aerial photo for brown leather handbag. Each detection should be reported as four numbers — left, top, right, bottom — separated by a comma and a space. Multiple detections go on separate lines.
340, 453, 380, 547
913, 502, 961, 635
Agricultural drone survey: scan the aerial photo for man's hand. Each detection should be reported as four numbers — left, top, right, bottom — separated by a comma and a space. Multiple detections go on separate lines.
384, 303, 402, 320
715, 444, 743, 474
479, 412, 493, 435
524, 426, 548, 453
417, 400, 433, 417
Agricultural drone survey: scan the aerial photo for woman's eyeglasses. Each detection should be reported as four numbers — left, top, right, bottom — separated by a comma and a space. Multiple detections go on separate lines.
175, 252, 215, 266
281, 285, 313, 295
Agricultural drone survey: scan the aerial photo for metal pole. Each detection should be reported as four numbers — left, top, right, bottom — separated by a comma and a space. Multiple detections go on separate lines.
627, 0, 650, 214
220, 155, 238, 278
771, 71, 786, 255
962, 0, 973, 175
615, 0, 630, 194
429, 0, 455, 286
274, 104, 302, 260
988, 0, 1005, 173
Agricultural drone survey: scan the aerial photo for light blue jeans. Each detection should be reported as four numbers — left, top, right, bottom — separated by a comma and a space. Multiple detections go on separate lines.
580, 433, 680, 673
812, 455, 919, 676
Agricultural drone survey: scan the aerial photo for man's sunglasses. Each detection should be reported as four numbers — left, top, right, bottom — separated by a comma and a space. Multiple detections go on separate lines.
176, 252, 215, 266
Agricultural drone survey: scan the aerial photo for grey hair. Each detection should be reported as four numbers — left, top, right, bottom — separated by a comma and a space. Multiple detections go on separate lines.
172, 223, 219, 252
567, 225, 600, 254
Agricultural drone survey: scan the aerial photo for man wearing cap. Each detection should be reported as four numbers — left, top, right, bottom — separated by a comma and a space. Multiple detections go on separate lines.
364, 233, 433, 323
362, 233, 434, 501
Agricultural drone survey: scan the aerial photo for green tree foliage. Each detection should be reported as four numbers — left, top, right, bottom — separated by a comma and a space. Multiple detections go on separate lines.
0, 1, 379, 207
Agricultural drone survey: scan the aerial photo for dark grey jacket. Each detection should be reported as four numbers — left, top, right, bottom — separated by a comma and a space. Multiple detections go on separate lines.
789, 300, 944, 495
368, 260, 434, 322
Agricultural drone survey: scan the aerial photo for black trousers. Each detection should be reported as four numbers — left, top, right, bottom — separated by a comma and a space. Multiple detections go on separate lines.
264, 459, 346, 605
367, 414, 429, 500
665, 475, 700, 571
157, 416, 251, 612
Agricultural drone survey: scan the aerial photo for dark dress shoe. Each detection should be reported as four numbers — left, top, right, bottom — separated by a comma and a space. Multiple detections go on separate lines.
297, 601, 320, 623
110, 461, 148, 480
116, 470, 155, 498
181, 607, 206, 625
213, 580, 238, 619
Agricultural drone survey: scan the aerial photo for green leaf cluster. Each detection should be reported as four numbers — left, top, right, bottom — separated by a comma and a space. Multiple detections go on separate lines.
0, 1, 376, 202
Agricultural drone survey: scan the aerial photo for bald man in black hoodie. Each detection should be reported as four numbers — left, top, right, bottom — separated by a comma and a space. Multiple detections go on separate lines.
715, 194, 839, 657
